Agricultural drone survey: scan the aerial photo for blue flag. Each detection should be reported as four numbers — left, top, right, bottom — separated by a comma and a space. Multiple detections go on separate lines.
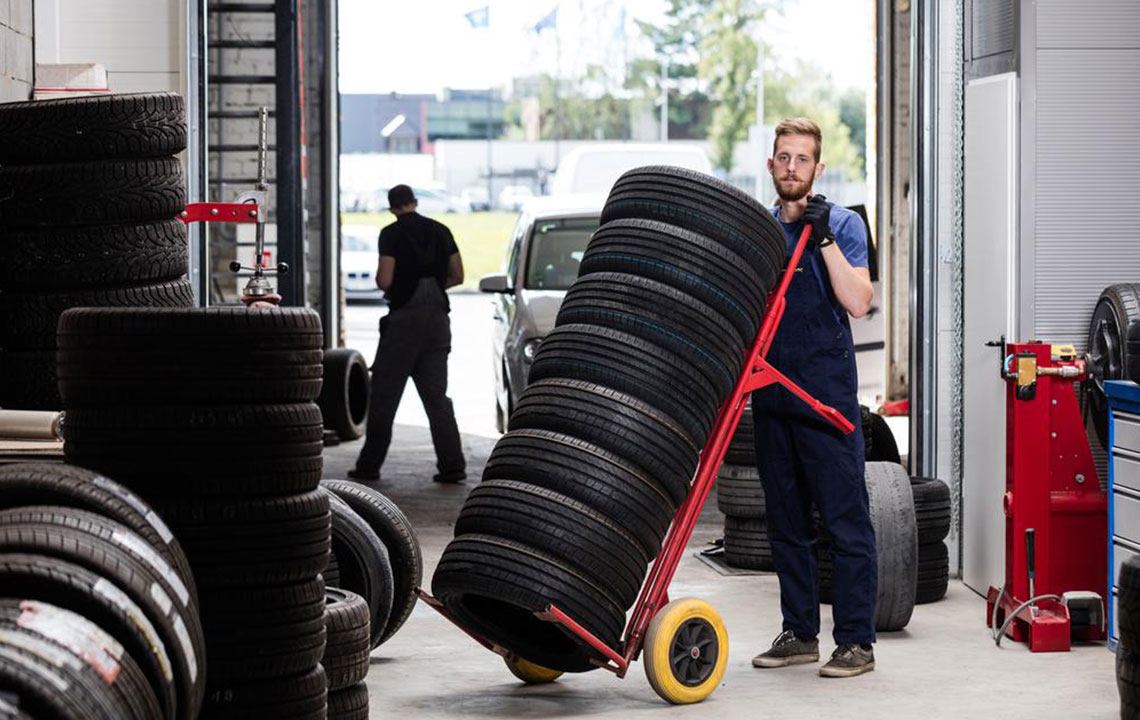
533, 6, 558, 33
465, 6, 489, 28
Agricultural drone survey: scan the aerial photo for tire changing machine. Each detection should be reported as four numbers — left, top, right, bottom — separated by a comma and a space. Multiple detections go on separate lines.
985, 339, 1107, 651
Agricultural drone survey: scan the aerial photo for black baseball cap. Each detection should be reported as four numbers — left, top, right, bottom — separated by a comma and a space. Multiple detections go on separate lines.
388, 184, 416, 208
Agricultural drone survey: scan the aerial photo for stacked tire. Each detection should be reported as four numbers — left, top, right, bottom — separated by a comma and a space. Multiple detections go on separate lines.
321, 480, 421, 649
433, 166, 787, 673
318, 349, 371, 441
911, 477, 951, 604
0, 462, 204, 720
1118, 557, 1140, 718
818, 462, 918, 632
716, 407, 774, 571
57, 307, 330, 720
322, 589, 371, 720
0, 92, 193, 410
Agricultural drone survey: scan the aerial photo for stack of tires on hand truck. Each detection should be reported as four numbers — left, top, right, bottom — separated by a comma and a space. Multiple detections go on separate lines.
0, 462, 205, 720
58, 306, 332, 719
432, 167, 787, 702
0, 92, 193, 410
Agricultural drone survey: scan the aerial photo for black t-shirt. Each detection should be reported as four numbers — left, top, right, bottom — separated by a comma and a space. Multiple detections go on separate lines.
378, 212, 459, 310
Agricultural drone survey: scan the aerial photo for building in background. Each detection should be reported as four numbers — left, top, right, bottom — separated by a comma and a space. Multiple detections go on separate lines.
340, 89, 506, 154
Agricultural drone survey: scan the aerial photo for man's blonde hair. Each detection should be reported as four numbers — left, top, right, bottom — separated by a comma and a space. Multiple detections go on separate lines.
773, 117, 822, 162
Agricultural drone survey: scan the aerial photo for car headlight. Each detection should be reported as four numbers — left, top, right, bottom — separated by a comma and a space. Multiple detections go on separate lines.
522, 338, 543, 363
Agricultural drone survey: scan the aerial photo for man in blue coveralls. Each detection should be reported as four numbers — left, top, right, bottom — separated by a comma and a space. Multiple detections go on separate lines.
750, 118, 878, 678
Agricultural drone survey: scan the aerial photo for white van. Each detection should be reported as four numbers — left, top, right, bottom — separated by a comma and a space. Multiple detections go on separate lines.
550, 143, 713, 196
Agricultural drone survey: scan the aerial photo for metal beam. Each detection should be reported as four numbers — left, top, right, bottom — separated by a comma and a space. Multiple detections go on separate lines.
909, 0, 938, 476
275, 0, 304, 306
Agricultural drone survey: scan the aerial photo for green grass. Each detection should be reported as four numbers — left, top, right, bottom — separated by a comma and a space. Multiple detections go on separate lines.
341, 211, 518, 290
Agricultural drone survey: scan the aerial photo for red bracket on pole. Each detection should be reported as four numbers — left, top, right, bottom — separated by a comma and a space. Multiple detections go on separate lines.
178, 202, 261, 224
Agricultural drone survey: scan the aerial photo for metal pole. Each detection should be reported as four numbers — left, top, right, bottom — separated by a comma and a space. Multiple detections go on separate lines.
659, 56, 669, 142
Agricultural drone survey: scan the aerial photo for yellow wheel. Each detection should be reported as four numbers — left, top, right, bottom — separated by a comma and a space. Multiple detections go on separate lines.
643, 597, 728, 704
503, 655, 564, 684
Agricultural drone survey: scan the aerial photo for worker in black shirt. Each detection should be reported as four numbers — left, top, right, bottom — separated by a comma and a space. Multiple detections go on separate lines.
349, 184, 467, 483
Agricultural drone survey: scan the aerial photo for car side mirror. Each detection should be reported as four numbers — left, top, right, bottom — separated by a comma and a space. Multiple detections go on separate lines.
479, 273, 512, 294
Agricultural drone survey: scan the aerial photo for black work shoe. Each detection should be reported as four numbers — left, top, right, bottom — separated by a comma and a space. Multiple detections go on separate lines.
819, 644, 875, 678
752, 630, 820, 668
347, 468, 380, 482
433, 469, 467, 483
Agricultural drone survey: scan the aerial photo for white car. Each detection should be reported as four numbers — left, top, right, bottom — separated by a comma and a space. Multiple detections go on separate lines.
498, 185, 534, 212
461, 186, 491, 212
550, 143, 713, 195
341, 224, 384, 302
479, 194, 606, 432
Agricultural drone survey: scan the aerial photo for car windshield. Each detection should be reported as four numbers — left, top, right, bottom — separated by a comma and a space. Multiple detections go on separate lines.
524, 216, 599, 290
342, 231, 377, 253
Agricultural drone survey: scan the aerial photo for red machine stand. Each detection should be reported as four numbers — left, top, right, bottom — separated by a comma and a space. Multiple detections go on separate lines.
985, 341, 1108, 651
417, 225, 854, 704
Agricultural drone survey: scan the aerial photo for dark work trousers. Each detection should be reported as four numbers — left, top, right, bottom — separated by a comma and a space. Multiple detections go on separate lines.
355, 279, 465, 475
751, 247, 877, 646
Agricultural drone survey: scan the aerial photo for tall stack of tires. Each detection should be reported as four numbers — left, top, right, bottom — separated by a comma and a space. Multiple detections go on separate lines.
817, 462, 918, 632
910, 477, 951, 603
57, 307, 331, 720
1118, 557, 1140, 717
715, 407, 773, 571
432, 167, 787, 673
0, 462, 204, 720
0, 92, 193, 410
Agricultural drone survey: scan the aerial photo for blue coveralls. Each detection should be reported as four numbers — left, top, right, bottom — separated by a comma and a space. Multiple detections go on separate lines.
751, 205, 877, 645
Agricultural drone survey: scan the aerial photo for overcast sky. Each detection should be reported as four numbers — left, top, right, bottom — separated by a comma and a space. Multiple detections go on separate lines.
338, 0, 874, 97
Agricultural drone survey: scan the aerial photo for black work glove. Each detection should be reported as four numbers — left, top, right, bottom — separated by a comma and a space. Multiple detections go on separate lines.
803, 194, 835, 251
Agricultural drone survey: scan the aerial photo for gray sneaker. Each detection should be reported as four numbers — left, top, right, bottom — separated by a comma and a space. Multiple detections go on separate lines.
751, 630, 820, 668
819, 644, 875, 678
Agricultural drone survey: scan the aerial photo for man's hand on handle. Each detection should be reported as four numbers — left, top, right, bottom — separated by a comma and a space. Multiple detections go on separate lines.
803, 194, 835, 251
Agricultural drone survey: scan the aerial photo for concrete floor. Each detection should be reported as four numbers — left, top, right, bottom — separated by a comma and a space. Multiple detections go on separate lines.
332, 297, 1119, 719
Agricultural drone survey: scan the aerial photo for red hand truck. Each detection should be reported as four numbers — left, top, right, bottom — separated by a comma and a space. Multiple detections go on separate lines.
416, 224, 855, 703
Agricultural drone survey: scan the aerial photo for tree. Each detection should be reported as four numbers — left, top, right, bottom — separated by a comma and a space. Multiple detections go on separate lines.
762, 60, 864, 181
838, 88, 867, 169
698, 0, 777, 172
627, 0, 715, 139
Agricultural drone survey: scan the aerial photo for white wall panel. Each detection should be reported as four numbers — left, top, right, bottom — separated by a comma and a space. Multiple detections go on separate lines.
35, 0, 183, 94
962, 73, 1018, 595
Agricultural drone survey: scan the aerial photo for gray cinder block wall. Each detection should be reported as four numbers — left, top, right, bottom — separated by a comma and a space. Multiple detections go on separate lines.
1, 0, 34, 102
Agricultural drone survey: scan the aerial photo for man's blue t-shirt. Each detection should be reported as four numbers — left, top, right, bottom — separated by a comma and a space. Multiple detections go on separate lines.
770, 202, 868, 323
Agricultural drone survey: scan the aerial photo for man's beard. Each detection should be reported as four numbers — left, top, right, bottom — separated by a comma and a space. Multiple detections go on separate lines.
773, 175, 811, 202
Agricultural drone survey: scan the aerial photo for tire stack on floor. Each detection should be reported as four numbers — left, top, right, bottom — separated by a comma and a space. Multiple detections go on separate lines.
716, 405, 899, 572
0, 462, 204, 720
320, 479, 423, 718
1119, 558, 1140, 717
0, 92, 193, 410
433, 166, 787, 673
818, 462, 918, 632
715, 407, 773, 571
910, 477, 951, 603
56, 307, 330, 719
